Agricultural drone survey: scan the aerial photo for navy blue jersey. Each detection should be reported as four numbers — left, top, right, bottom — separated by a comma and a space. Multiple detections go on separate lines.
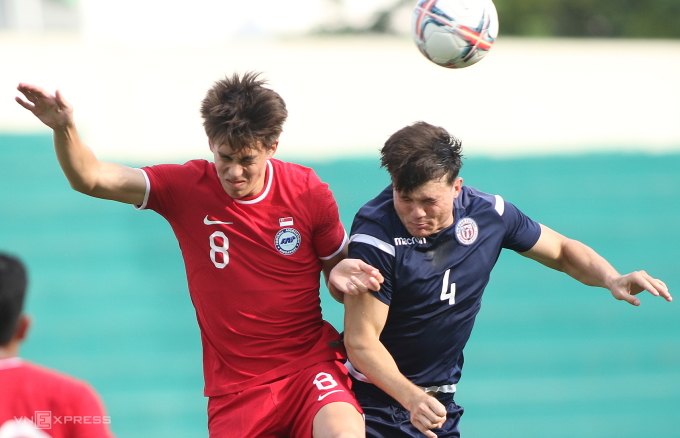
348, 185, 541, 389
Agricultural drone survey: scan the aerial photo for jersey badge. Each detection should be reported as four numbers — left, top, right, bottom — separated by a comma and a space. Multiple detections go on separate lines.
279, 217, 294, 227
455, 217, 478, 246
275, 228, 301, 255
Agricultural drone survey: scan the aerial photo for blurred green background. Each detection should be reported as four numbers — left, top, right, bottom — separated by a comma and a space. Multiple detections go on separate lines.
320, 0, 680, 38
1, 134, 678, 437
492, 0, 680, 37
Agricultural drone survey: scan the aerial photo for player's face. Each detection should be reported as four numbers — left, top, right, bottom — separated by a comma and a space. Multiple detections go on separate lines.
210, 140, 277, 199
393, 176, 463, 238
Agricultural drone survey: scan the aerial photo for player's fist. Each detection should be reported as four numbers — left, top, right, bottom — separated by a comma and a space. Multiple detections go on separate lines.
407, 394, 447, 438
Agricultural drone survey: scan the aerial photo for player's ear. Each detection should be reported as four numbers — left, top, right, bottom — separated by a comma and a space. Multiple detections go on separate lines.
14, 314, 31, 343
267, 141, 279, 158
453, 177, 463, 198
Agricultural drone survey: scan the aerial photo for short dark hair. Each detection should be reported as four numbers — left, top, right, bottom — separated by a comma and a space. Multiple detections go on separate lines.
380, 121, 463, 194
200, 71, 288, 153
0, 254, 27, 345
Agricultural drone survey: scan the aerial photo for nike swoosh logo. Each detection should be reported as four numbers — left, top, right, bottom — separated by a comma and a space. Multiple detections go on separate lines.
318, 390, 343, 401
204, 215, 233, 225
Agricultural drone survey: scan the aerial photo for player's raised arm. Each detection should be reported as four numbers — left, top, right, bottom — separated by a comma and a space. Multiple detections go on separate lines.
521, 224, 672, 306
15, 83, 146, 205
344, 292, 446, 438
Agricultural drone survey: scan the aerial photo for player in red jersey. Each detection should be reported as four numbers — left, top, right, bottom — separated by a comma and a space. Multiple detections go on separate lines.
0, 253, 114, 438
15, 73, 367, 437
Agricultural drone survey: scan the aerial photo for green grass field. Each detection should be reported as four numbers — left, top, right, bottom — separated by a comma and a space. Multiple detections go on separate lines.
1, 134, 678, 437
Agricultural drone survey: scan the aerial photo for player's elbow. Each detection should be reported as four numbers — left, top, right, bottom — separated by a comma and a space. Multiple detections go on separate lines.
68, 177, 98, 196
343, 331, 374, 358
66, 169, 113, 198
327, 284, 345, 304
553, 238, 589, 273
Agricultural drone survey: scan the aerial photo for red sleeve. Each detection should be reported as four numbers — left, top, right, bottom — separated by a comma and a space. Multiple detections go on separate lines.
307, 170, 347, 260
137, 163, 187, 216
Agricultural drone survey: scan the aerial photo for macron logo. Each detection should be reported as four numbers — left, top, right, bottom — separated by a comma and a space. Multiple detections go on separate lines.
203, 215, 233, 225
394, 237, 426, 246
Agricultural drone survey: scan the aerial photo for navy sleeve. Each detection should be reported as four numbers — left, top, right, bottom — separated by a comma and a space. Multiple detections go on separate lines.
500, 198, 541, 252
349, 215, 396, 306
349, 240, 394, 306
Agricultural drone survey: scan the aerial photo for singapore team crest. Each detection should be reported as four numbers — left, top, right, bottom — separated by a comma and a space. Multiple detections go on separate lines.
275, 228, 301, 255
455, 217, 478, 246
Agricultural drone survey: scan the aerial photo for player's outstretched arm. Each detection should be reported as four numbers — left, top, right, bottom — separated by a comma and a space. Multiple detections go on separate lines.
328, 258, 384, 301
522, 224, 672, 306
344, 292, 446, 438
16, 83, 146, 205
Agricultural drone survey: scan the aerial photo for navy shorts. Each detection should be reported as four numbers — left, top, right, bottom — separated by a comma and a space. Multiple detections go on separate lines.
352, 380, 464, 438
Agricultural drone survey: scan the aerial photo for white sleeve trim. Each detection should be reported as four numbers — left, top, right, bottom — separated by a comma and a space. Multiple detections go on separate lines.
345, 360, 373, 384
494, 194, 505, 216
320, 232, 349, 261
350, 233, 395, 257
134, 168, 151, 210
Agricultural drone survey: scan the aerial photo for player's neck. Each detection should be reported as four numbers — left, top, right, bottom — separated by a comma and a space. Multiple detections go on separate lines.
0, 343, 20, 359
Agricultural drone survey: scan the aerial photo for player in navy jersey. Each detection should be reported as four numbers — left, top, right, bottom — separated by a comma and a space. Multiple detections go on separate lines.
15, 73, 366, 437
329, 122, 672, 438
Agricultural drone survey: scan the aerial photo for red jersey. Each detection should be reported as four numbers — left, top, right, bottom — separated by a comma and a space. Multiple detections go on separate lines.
0, 358, 113, 438
138, 159, 348, 396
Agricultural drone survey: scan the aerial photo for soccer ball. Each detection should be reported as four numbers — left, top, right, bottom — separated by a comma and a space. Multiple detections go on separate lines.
412, 0, 499, 69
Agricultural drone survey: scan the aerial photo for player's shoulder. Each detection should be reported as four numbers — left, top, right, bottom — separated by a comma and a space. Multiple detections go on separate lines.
356, 185, 395, 222
174, 159, 214, 175
270, 159, 330, 199
12, 360, 96, 394
270, 158, 316, 182
143, 159, 213, 178
270, 158, 309, 171
349, 186, 403, 260
351, 185, 400, 240
457, 185, 507, 217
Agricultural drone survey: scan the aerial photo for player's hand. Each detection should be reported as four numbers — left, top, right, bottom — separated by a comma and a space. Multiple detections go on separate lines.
406, 393, 447, 438
608, 270, 671, 306
16, 83, 74, 130
329, 258, 384, 295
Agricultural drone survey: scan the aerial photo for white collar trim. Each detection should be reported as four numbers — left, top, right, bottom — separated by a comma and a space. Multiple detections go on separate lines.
235, 160, 274, 205
0, 357, 23, 370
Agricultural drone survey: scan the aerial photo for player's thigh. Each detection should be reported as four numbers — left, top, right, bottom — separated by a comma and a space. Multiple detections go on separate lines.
313, 401, 365, 438
207, 385, 281, 438
289, 360, 364, 438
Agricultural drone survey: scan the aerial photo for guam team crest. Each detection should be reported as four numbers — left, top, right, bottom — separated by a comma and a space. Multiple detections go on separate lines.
455, 217, 478, 246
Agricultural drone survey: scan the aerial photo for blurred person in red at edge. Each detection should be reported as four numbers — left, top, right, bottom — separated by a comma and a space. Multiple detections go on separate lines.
0, 252, 115, 438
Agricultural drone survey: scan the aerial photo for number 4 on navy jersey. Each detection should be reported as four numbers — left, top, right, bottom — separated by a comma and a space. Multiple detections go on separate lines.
440, 268, 456, 305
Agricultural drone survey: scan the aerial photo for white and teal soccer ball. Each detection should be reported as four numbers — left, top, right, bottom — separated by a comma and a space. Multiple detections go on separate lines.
412, 0, 499, 69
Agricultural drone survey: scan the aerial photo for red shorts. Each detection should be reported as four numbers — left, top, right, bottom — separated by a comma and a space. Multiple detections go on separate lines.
207, 360, 362, 437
